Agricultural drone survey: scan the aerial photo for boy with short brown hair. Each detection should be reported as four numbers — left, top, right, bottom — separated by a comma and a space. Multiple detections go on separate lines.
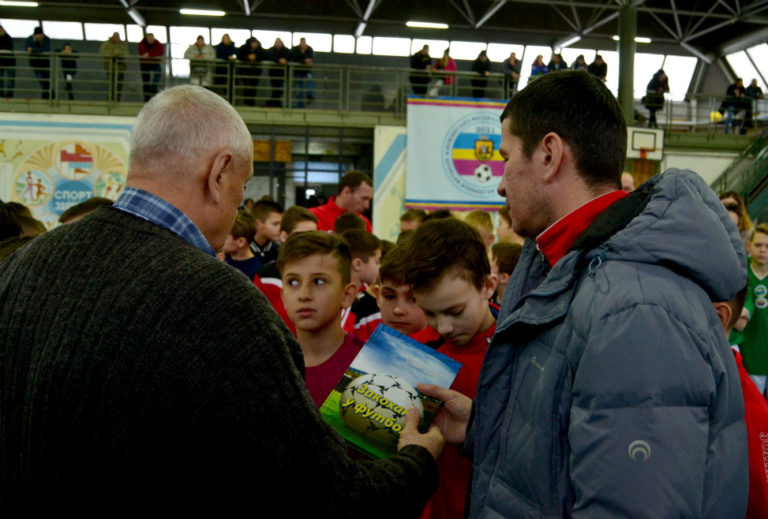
250, 199, 283, 269
222, 209, 260, 279
375, 245, 443, 349
490, 241, 522, 304
402, 217, 498, 519
342, 229, 382, 340
278, 231, 361, 407
464, 209, 494, 249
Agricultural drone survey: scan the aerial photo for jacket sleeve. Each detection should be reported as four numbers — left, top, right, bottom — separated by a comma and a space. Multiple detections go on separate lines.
568, 303, 746, 518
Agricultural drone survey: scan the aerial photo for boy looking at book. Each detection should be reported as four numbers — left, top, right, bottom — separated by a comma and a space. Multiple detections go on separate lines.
737, 223, 768, 393
375, 245, 443, 349
489, 241, 522, 305
278, 231, 362, 407
342, 229, 382, 340
250, 199, 283, 269
403, 217, 497, 519
222, 209, 260, 279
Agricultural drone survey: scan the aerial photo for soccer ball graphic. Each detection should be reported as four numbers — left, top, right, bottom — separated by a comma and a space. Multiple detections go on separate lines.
339, 373, 423, 445
475, 163, 493, 183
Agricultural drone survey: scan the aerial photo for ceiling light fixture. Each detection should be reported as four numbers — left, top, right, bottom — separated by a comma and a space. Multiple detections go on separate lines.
0, 1, 39, 6
179, 8, 226, 16
406, 21, 449, 29
612, 35, 652, 43
555, 35, 581, 49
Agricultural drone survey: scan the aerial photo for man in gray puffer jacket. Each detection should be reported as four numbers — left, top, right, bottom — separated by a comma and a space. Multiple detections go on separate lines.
421, 71, 748, 518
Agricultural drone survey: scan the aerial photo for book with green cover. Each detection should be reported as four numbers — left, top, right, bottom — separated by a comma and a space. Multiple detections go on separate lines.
319, 324, 461, 459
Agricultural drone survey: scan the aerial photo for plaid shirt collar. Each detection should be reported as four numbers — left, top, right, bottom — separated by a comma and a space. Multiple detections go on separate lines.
113, 186, 216, 257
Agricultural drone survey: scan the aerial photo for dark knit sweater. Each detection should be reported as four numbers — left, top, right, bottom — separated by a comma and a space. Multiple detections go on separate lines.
0, 207, 437, 517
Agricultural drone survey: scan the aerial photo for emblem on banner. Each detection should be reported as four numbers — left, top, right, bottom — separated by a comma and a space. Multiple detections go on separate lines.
474, 138, 494, 161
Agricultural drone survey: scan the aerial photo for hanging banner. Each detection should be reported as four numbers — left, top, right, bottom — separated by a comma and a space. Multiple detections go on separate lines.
0, 113, 132, 229
405, 96, 507, 212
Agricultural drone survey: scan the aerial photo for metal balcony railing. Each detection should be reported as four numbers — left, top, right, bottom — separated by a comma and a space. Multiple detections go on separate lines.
0, 51, 765, 134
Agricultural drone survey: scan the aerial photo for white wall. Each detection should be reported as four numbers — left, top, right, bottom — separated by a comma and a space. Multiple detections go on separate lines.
661, 150, 738, 186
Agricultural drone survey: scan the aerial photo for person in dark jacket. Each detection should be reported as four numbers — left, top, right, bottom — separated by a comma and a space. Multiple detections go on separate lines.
26, 26, 52, 99
588, 54, 607, 81
58, 43, 78, 101
236, 37, 264, 106
0, 25, 16, 98
471, 50, 492, 98
547, 53, 568, 73
291, 37, 314, 107
643, 68, 669, 128
503, 52, 521, 95
720, 78, 753, 134
214, 33, 237, 100
409, 44, 432, 95
266, 38, 291, 107
571, 54, 588, 71
421, 70, 748, 518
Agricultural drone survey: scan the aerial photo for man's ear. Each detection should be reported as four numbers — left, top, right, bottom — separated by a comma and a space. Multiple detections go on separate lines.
341, 282, 358, 309
712, 302, 732, 335
539, 132, 565, 183
483, 273, 498, 300
206, 150, 233, 204
351, 257, 363, 272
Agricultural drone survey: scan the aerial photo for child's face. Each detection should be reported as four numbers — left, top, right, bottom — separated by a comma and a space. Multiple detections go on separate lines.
414, 270, 496, 346
752, 232, 768, 266
257, 212, 282, 242
281, 253, 355, 333
221, 234, 244, 255
376, 281, 428, 336
359, 249, 382, 285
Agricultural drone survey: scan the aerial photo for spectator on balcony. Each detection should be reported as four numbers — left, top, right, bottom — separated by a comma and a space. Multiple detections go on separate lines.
530, 54, 548, 81
138, 33, 164, 102
720, 78, 752, 135
547, 53, 568, 73
588, 54, 607, 82
236, 37, 265, 107
26, 26, 51, 100
430, 48, 457, 96
503, 51, 521, 94
100, 32, 128, 102
471, 50, 492, 98
571, 54, 588, 72
58, 43, 77, 101
0, 25, 16, 99
291, 37, 314, 108
185, 35, 215, 88
214, 33, 237, 100
409, 45, 432, 96
266, 38, 291, 107
643, 69, 668, 129
746, 79, 764, 101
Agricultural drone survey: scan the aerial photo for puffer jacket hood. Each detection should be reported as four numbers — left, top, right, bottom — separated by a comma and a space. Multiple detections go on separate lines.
595, 168, 747, 302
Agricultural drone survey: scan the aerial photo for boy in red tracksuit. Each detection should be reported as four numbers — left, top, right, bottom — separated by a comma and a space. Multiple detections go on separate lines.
403, 218, 499, 519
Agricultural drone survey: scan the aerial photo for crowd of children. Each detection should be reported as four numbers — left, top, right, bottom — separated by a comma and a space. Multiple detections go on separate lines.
3, 183, 768, 517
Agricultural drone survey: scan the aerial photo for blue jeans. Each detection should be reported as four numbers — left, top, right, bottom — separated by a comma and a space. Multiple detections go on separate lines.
293, 72, 314, 108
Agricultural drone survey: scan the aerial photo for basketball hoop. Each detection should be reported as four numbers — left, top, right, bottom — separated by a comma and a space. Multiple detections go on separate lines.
639, 148, 656, 160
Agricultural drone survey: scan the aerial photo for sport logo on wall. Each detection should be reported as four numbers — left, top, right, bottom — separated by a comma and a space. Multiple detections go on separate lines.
14, 140, 127, 225
406, 96, 506, 212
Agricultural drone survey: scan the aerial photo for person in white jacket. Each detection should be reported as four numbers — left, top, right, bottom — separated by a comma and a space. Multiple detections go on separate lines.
184, 35, 215, 87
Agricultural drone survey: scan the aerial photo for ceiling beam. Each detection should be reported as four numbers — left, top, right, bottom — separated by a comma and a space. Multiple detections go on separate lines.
448, 0, 475, 25
684, 16, 738, 42
569, 1, 582, 30
680, 41, 712, 63
475, 0, 507, 28
670, 0, 683, 38
241, 0, 251, 15
345, 0, 362, 18
551, 5, 580, 31
648, 11, 680, 39
354, 0, 381, 38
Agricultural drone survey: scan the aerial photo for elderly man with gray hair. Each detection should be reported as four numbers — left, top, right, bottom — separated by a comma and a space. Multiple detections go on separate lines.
0, 85, 442, 516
